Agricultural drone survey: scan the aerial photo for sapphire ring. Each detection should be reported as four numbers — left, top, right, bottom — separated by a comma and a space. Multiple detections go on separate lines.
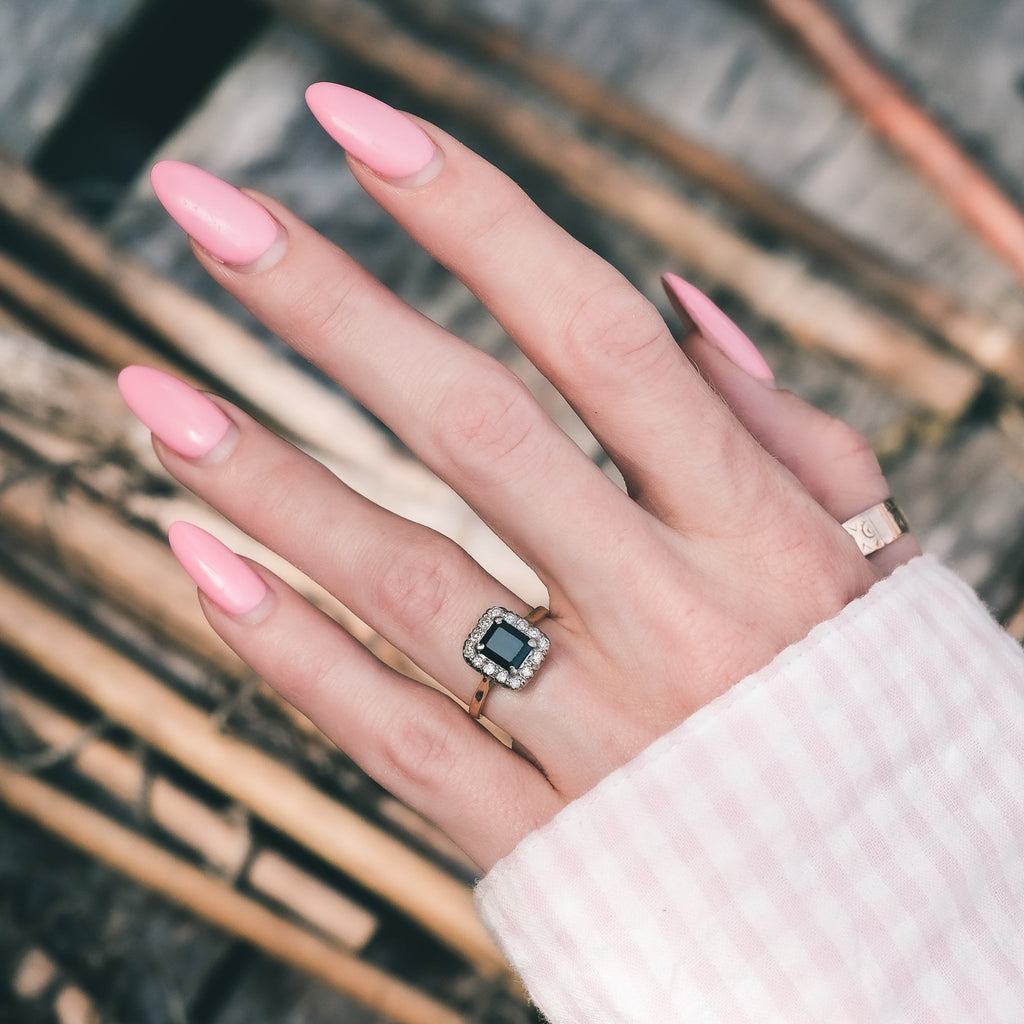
463, 606, 550, 719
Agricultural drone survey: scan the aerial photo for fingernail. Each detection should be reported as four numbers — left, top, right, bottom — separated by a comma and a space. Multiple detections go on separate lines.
305, 83, 441, 185
151, 161, 282, 267
118, 365, 232, 459
661, 273, 775, 385
168, 522, 268, 616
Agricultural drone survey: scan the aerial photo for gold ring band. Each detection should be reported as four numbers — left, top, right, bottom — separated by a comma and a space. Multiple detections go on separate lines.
841, 498, 910, 556
466, 677, 492, 720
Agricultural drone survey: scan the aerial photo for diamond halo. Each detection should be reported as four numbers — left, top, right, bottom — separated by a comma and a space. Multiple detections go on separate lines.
463, 606, 550, 691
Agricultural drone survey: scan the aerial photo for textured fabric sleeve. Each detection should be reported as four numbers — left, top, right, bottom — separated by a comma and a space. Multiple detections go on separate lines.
475, 556, 1024, 1023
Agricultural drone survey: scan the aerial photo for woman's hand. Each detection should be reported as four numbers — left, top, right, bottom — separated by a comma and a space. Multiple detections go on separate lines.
119, 85, 918, 871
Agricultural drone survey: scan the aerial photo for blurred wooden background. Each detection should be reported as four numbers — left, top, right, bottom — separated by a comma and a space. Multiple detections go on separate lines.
2, 0, 1024, 1021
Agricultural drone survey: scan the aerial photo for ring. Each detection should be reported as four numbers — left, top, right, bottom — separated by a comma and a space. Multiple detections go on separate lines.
841, 498, 910, 556
464, 606, 550, 720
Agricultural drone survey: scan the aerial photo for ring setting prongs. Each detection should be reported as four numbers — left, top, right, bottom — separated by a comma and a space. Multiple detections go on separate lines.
463, 607, 550, 690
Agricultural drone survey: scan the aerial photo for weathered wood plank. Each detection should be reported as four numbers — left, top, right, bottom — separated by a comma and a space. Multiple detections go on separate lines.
756, 0, 1024, 288
456, 0, 1024, 325
0, 762, 466, 1024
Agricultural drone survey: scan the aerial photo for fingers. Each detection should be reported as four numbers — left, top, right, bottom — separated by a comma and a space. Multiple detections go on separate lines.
662, 274, 921, 573
118, 366, 673, 791
149, 162, 642, 612
167, 521, 561, 870
117, 366, 559, 722
132, 89, 913, 855
303, 85, 778, 528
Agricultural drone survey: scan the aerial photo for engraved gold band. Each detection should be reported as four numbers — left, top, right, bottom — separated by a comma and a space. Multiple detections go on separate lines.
466, 606, 550, 720
841, 498, 910, 556
466, 680, 491, 721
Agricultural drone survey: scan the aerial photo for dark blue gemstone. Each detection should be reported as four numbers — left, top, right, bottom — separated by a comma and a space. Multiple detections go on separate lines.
480, 620, 531, 671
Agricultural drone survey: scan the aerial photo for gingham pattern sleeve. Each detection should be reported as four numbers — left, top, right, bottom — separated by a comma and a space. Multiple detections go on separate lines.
475, 556, 1024, 1023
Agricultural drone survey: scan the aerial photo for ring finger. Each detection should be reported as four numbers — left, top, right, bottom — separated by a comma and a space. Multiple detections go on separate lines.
166, 533, 562, 870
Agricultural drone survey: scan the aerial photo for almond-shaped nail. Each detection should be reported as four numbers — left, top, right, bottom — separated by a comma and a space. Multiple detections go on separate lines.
118, 366, 231, 459
305, 83, 440, 183
662, 273, 775, 385
168, 522, 268, 616
151, 161, 280, 266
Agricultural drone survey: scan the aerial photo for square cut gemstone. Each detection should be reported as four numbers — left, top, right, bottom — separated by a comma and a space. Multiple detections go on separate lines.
481, 620, 532, 671
463, 606, 549, 689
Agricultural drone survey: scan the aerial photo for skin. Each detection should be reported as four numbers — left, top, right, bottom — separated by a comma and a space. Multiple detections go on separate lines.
149, 118, 919, 872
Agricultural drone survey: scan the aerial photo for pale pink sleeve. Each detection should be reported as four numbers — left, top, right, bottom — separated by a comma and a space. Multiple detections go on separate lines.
475, 556, 1024, 1023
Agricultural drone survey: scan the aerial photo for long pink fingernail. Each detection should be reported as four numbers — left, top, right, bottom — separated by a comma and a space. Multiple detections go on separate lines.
661, 273, 775, 385
151, 161, 280, 266
168, 522, 268, 616
118, 366, 232, 459
305, 83, 440, 183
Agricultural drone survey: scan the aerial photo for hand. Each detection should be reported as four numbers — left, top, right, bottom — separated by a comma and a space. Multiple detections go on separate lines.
119, 85, 918, 871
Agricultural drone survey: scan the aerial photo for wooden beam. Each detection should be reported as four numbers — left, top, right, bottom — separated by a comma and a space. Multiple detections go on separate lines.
0, 250, 184, 377
259, 0, 983, 417
377, 0, 1024, 389
0, 760, 467, 1024
0, 575, 507, 977
756, 0, 1024, 291
8, 685, 379, 952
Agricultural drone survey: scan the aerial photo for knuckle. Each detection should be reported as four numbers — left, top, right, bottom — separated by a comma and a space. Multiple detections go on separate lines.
368, 534, 466, 635
380, 707, 461, 794
433, 368, 541, 479
822, 416, 886, 486
560, 282, 670, 374
472, 185, 534, 250
289, 277, 359, 345
237, 448, 337, 534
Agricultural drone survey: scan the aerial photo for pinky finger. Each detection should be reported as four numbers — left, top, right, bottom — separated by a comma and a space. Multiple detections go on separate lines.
168, 522, 562, 871
661, 276, 921, 573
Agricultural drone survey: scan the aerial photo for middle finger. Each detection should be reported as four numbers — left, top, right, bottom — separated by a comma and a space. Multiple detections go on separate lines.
307, 85, 772, 527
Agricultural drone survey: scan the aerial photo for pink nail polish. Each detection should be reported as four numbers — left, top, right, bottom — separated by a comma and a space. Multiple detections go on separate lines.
661, 273, 775, 385
168, 522, 268, 616
305, 83, 438, 182
118, 366, 231, 459
150, 161, 279, 265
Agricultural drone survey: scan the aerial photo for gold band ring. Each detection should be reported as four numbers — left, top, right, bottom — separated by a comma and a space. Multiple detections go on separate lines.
841, 498, 910, 556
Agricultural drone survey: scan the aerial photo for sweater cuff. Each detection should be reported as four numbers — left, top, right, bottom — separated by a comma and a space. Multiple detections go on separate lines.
476, 556, 1024, 1023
